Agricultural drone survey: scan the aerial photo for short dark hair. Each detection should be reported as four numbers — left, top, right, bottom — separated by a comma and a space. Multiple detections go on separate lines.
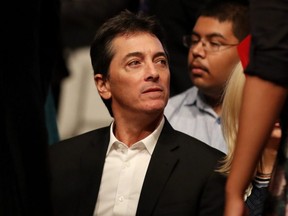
198, 1, 250, 41
90, 10, 168, 77
90, 10, 168, 117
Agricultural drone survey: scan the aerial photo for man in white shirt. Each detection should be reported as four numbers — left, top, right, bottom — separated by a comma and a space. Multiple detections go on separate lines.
49, 10, 226, 216
165, 1, 250, 154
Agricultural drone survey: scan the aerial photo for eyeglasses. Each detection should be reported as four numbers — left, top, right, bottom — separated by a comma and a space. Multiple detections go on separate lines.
183, 35, 239, 53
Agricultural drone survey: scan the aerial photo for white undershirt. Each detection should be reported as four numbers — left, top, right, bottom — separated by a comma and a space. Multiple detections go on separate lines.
93, 118, 164, 216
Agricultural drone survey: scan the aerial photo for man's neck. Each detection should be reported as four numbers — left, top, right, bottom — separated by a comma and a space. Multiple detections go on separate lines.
202, 94, 223, 115
113, 114, 163, 147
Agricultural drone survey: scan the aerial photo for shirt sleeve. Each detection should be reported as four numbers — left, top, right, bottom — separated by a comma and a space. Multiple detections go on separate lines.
245, 0, 288, 86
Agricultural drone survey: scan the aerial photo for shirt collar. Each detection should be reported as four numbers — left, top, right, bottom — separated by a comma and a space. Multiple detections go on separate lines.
184, 86, 198, 105
107, 117, 165, 155
184, 87, 219, 118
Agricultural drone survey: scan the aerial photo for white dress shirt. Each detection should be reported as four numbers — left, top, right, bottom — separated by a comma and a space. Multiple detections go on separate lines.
93, 118, 165, 216
164, 87, 227, 153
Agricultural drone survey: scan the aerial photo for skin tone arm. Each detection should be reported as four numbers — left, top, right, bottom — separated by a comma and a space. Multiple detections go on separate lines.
224, 75, 287, 216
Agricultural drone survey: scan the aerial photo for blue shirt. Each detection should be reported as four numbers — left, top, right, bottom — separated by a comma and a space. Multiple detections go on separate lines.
164, 87, 227, 154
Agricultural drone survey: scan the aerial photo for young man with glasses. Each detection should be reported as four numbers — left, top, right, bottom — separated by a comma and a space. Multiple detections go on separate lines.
164, 1, 250, 154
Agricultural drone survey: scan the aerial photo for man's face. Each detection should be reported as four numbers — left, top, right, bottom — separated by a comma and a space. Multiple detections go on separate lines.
188, 16, 240, 98
95, 32, 170, 118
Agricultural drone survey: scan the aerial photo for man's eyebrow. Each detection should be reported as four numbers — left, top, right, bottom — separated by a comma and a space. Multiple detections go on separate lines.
121, 52, 143, 64
122, 51, 167, 62
191, 32, 226, 40
154, 51, 168, 59
124, 52, 143, 59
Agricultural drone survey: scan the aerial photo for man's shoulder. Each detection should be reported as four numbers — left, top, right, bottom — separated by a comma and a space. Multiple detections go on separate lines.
164, 128, 225, 177
50, 126, 110, 154
164, 122, 225, 159
49, 126, 110, 174
176, 129, 224, 157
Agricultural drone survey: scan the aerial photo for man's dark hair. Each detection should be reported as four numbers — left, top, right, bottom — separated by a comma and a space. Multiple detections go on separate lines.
198, 1, 250, 41
90, 10, 168, 117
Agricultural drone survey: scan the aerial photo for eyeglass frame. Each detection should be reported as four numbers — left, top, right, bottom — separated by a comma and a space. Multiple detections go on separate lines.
182, 34, 239, 53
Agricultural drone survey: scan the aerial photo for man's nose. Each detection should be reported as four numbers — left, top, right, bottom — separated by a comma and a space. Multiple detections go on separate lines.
145, 62, 159, 81
191, 42, 206, 57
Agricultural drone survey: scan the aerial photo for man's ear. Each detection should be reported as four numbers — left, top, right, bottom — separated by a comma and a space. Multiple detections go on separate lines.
94, 74, 111, 99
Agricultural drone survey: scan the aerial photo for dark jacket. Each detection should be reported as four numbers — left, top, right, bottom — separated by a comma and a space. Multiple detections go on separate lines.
49, 120, 226, 216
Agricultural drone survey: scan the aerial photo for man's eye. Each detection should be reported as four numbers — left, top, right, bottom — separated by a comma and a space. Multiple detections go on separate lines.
158, 58, 166, 63
191, 39, 199, 45
209, 41, 221, 47
155, 58, 168, 67
128, 60, 141, 66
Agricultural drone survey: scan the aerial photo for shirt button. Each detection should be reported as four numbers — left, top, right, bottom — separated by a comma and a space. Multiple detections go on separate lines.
118, 196, 124, 202
122, 162, 130, 169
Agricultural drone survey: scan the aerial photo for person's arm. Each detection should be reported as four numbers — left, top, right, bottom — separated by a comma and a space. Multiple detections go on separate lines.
224, 75, 287, 216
